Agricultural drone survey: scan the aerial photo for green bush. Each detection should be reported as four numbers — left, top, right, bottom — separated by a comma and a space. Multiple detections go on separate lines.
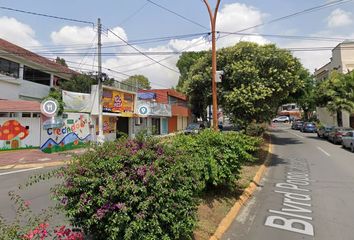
170, 130, 261, 188
54, 137, 202, 240
245, 123, 266, 137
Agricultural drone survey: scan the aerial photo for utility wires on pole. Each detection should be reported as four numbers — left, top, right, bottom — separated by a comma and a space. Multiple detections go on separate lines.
97, 18, 104, 143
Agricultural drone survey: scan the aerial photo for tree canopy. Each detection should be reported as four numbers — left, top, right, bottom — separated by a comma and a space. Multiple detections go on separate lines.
315, 71, 354, 126
176, 41, 309, 126
122, 75, 151, 90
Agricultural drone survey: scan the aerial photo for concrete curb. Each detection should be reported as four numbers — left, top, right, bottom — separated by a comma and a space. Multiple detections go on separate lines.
0, 161, 67, 170
209, 135, 273, 240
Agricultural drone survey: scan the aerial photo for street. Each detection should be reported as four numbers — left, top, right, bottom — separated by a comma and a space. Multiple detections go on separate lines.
223, 123, 354, 240
0, 166, 67, 227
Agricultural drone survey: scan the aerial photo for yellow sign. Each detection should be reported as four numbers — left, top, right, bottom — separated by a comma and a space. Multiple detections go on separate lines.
102, 90, 134, 116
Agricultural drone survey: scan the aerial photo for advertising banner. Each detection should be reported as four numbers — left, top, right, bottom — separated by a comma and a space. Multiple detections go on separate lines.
137, 101, 172, 117
62, 90, 92, 112
102, 89, 135, 117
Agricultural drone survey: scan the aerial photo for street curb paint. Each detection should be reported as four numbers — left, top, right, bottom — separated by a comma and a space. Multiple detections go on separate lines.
0, 161, 66, 170
209, 135, 273, 240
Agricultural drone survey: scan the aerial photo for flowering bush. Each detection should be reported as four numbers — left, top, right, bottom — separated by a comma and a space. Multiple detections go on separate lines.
54, 136, 202, 240
170, 129, 261, 188
0, 191, 83, 240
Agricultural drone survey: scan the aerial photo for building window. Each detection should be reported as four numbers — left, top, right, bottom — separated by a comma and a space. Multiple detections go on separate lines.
23, 66, 51, 86
22, 112, 31, 118
0, 57, 19, 78
9, 112, 19, 117
32, 113, 41, 118
0, 112, 9, 117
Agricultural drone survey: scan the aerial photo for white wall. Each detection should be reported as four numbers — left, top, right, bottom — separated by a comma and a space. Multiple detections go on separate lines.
20, 80, 50, 100
0, 117, 40, 149
0, 78, 20, 100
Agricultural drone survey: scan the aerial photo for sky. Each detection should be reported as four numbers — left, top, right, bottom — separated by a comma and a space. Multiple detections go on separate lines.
1, 0, 354, 88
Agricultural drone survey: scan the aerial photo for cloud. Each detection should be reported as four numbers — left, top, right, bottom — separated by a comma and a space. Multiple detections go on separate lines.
49, 3, 269, 88
216, 3, 268, 47
327, 8, 353, 28
51, 25, 127, 45
0, 16, 41, 48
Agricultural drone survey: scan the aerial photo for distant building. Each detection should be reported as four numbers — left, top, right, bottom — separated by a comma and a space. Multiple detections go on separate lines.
139, 89, 191, 133
314, 41, 354, 128
0, 38, 77, 101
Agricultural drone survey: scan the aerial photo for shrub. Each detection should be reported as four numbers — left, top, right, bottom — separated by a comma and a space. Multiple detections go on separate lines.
170, 130, 261, 188
54, 137, 202, 240
245, 123, 266, 137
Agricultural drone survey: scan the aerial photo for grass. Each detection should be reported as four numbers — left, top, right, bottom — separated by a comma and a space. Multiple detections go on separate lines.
193, 133, 270, 240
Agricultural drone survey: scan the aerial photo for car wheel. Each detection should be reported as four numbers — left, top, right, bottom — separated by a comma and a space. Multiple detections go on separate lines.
351, 144, 354, 153
333, 138, 337, 144
317, 133, 320, 137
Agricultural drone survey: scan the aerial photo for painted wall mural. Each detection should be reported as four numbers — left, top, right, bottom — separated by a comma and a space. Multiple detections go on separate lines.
0, 119, 29, 150
40, 113, 92, 153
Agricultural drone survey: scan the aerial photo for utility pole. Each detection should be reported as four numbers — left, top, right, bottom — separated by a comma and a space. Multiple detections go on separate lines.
203, 0, 221, 131
97, 18, 104, 143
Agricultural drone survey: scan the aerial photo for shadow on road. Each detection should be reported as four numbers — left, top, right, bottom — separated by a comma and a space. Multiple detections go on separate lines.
270, 133, 303, 146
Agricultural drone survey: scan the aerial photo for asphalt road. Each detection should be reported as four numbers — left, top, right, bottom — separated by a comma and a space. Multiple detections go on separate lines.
222, 123, 354, 240
0, 166, 67, 227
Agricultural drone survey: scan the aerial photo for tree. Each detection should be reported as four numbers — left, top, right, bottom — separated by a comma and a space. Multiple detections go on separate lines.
55, 57, 68, 67
122, 75, 151, 90
315, 71, 354, 126
176, 51, 206, 92
177, 42, 308, 126
60, 73, 114, 93
60, 74, 97, 93
44, 88, 64, 116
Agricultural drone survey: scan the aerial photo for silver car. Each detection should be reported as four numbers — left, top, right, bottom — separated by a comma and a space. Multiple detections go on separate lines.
342, 131, 354, 152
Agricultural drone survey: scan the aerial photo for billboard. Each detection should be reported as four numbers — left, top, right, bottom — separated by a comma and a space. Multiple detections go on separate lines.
102, 89, 135, 117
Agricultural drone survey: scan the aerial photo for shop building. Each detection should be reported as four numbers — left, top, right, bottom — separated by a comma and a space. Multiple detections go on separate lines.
139, 89, 191, 133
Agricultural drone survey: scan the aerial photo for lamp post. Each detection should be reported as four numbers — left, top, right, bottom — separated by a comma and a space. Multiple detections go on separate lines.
203, 0, 221, 131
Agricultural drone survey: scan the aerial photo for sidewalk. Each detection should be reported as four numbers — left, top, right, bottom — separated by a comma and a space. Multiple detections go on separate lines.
0, 148, 86, 169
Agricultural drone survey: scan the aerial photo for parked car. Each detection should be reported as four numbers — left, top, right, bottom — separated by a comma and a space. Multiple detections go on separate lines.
272, 116, 289, 123
300, 122, 317, 133
317, 125, 335, 138
291, 121, 304, 130
328, 127, 353, 144
183, 122, 205, 134
342, 131, 354, 152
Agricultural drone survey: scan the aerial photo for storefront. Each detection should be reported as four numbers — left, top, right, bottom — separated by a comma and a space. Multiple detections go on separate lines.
136, 100, 171, 136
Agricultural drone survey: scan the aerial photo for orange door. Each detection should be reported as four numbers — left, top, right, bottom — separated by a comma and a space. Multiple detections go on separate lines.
168, 116, 177, 133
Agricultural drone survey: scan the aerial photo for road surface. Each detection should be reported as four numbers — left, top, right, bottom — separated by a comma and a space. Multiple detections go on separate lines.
223, 124, 354, 240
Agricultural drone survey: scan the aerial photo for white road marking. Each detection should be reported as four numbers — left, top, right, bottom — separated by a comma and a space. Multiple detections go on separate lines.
317, 147, 330, 157
0, 167, 43, 176
287, 131, 305, 139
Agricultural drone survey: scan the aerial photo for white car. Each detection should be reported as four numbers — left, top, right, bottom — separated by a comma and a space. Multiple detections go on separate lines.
272, 116, 290, 123
342, 131, 354, 152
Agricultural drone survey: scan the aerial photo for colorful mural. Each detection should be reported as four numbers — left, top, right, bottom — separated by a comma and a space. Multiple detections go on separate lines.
0, 119, 31, 150
40, 113, 92, 153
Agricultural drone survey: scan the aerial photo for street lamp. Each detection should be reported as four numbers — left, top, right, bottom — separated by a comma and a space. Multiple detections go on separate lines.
203, 0, 221, 131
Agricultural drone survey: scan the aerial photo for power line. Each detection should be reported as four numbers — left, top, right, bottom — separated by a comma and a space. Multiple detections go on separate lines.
146, 0, 208, 30
219, 0, 354, 38
105, 27, 180, 74
118, 1, 150, 26
0, 6, 94, 25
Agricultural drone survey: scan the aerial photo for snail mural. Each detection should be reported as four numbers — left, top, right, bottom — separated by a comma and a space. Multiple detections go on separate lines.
0, 120, 29, 149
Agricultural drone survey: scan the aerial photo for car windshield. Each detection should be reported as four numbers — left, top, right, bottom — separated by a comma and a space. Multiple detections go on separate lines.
306, 123, 315, 127
186, 123, 200, 130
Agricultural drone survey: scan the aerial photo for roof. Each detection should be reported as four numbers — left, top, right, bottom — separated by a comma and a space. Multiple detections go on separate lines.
0, 38, 77, 76
139, 89, 188, 101
0, 99, 41, 112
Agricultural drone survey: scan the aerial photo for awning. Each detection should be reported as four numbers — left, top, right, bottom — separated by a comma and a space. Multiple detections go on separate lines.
0, 99, 40, 112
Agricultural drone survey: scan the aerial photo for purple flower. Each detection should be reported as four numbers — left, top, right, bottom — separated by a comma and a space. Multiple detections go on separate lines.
96, 208, 107, 220
60, 197, 68, 206
136, 166, 147, 178
156, 147, 164, 156
114, 202, 125, 210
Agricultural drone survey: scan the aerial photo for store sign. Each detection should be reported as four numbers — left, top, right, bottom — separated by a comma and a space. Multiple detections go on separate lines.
102, 90, 135, 116
137, 101, 171, 117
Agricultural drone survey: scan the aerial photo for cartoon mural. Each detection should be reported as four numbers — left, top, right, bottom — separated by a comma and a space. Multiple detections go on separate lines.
0, 120, 30, 150
40, 113, 92, 153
